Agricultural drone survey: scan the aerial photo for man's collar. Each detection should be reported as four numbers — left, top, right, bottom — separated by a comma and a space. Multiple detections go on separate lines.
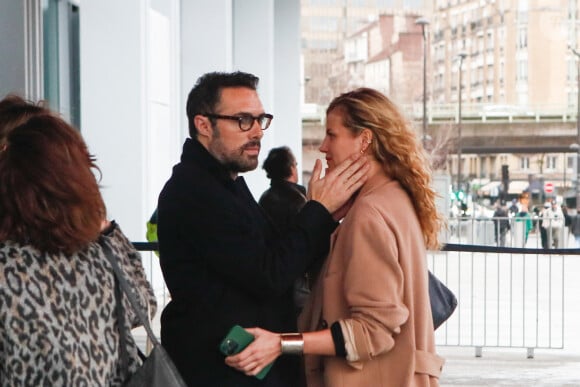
182, 138, 235, 185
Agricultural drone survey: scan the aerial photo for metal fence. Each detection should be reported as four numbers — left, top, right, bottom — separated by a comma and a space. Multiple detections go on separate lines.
134, 216, 580, 358
433, 215, 580, 358
430, 247, 566, 358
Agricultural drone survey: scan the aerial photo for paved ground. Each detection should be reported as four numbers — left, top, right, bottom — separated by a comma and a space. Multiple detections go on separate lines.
438, 347, 580, 386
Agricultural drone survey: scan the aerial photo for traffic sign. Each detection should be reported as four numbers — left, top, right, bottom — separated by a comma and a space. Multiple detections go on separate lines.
544, 182, 554, 194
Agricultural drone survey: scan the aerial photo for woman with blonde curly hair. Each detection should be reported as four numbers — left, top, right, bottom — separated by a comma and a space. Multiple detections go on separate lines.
226, 88, 444, 386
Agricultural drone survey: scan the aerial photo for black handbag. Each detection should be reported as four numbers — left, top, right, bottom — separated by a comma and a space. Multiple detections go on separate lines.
428, 270, 457, 330
100, 241, 187, 387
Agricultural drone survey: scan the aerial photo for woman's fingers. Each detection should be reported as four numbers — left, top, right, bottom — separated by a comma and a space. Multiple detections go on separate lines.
224, 327, 281, 376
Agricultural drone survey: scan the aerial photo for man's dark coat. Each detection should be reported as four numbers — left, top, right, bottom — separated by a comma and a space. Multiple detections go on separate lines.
158, 139, 336, 386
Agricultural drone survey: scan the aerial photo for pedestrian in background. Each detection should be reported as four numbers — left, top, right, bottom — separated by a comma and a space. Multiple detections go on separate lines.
493, 201, 510, 247
542, 200, 564, 248
514, 192, 533, 247
259, 146, 307, 231
259, 146, 313, 313
570, 212, 580, 248
537, 202, 549, 249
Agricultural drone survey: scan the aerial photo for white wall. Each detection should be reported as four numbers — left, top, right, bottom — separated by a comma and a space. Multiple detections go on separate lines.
81, 0, 180, 241
179, 0, 233, 132
273, 0, 302, 183
0, 0, 42, 99
233, 0, 302, 193
232, 0, 275, 196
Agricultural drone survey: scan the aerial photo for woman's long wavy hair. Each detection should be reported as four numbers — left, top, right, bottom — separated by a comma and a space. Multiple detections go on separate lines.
0, 95, 105, 255
327, 88, 443, 250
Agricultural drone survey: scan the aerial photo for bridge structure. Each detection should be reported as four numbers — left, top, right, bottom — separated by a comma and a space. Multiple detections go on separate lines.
416, 103, 579, 154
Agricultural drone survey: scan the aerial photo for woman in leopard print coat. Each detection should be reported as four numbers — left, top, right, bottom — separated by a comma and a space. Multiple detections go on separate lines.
0, 95, 157, 386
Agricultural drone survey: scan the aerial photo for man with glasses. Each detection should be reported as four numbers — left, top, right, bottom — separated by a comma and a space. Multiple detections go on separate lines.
157, 71, 368, 386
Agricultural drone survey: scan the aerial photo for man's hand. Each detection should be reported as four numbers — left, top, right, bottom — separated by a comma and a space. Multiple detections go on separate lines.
307, 153, 369, 214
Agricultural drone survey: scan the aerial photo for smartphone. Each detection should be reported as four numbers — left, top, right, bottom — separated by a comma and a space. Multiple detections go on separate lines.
219, 325, 274, 380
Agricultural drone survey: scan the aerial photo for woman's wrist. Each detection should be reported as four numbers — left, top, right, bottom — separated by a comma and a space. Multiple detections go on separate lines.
280, 333, 304, 355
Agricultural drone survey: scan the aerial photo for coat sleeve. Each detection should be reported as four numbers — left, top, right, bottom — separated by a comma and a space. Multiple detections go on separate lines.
337, 207, 409, 364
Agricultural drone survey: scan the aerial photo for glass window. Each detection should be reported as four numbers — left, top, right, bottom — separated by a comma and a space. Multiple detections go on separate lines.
42, 0, 81, 129
517, 59, 528, 81
520, 156, 530, 170
567, 154, 575, 170
517, 25, 527, 49
546, 155, 557, 170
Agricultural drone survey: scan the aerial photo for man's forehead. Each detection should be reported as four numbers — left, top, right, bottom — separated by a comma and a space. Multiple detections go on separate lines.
217, 87, 263, 112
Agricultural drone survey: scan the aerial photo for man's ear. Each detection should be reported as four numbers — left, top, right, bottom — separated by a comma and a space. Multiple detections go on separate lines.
194, 115, 213, 138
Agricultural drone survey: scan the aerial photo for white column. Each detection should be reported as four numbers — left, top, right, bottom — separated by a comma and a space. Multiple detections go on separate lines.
179, 0, 233, 135
233, 0, 302, 197
274, 0, 302, 183
81, 0, 180, 241
232, 0, 275, 198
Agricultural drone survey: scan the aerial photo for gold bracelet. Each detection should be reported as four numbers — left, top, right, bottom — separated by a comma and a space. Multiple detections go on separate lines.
280, 333, 304, 355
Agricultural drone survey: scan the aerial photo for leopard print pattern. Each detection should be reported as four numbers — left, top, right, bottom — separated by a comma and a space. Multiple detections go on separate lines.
0, 223, 157, 386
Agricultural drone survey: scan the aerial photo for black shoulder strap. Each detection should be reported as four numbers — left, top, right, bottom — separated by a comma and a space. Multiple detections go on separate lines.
99, 238, 160, 347
113, 273, 130, 376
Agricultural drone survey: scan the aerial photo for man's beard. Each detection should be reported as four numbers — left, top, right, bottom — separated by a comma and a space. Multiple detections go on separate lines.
209, 138, 261, 174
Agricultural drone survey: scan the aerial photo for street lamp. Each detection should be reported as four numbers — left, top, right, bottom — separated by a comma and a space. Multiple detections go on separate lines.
457, 52, 467, 193
415, 17, 429, 148
570, 46, 580, 211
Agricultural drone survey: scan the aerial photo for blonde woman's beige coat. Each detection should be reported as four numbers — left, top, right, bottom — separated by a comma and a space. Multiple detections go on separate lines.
299, 172, 444, 387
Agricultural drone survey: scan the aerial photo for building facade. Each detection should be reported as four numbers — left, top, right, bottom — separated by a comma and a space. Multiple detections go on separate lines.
300, 0, 427, 105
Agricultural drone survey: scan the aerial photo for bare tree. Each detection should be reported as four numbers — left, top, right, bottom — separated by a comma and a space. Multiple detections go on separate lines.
425, 121, 455, 171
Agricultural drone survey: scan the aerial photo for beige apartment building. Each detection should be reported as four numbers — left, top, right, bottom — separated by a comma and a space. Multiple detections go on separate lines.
431, 0, 580, 200
301, 0, 426, 106
432, 0, 576, 108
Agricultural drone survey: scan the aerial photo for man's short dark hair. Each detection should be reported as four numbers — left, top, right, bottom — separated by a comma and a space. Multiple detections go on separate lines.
186, 71, 259, 137
262, 146, 295, 180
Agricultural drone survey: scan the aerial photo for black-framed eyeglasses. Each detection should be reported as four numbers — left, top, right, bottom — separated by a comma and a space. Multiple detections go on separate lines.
203, 113, 273, 131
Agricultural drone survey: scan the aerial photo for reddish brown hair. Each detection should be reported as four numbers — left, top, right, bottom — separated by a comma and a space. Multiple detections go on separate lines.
0, 94, 50, 145
0, 96, 105, 254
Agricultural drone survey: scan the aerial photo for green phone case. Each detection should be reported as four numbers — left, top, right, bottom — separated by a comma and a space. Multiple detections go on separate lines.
219, 325, 274, 380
